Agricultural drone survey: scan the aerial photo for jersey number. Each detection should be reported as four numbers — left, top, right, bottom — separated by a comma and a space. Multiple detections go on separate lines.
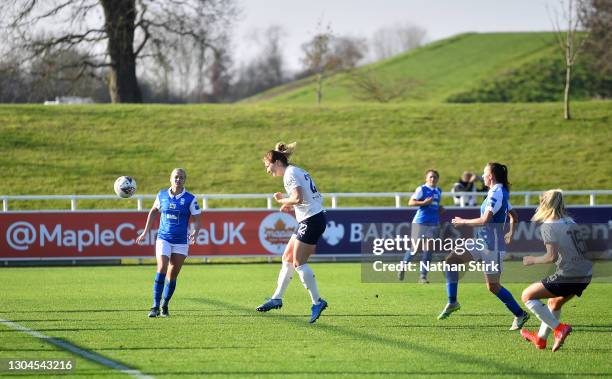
566, 229, 587, 256
304, 174, 318, 193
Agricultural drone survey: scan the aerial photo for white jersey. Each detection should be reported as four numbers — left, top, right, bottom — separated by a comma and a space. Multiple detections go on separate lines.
283, 165, 324, 222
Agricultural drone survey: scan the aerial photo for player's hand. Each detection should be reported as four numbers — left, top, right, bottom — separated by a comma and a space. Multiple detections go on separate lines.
451, 217, 464, 226
523, 256, 534, 266
188, 230, 197, 245
136, 232, 146, 244
279, 203, 293, 213
273, 192, 284, 202
422, 197, 433, 205
504, 231, 513, 245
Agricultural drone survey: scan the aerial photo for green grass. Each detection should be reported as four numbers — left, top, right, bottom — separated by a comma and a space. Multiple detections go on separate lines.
1, 101, 610, 210
246, 32, 563, 104
1, 263, 611, 378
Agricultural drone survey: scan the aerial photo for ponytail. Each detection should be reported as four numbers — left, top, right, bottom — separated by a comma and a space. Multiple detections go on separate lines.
487, 162, 510, 190
264, 141, 297, 166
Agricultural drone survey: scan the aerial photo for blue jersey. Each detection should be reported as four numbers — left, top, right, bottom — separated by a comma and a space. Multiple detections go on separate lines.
154, 188, 201, 244
411, 185, 442, 224
478, 184, 512, 251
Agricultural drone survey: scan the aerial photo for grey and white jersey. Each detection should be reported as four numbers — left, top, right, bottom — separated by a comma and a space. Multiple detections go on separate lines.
283, 165, 324, 223
540, 217, 593, 278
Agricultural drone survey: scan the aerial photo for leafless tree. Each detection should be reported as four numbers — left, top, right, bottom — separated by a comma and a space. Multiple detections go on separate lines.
370, 22, 427, 61
548, 0, 589, 120
579, 0, 612, 76
301, 21, 335, 105
330, 36, 368, 70
0, 0, 238, 103
349, 69, 418, 102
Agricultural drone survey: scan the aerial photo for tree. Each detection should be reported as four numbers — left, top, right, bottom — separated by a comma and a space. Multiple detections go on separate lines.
301, 22, 335, 105
548, 0, 588, 120
579, 0, 612, 76
0, 0, 238, 103
370, 22, 427, 61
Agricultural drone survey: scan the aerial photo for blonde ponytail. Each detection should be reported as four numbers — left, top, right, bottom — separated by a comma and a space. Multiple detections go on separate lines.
274, 141, 297, 157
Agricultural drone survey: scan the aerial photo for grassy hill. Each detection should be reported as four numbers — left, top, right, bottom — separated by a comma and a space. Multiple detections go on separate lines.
1, 102, 610, 209
245, 32, 601, 104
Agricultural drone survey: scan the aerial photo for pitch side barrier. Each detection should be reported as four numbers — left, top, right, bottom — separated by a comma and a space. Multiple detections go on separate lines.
2, 190, 612, 211
1, 205, 610, 263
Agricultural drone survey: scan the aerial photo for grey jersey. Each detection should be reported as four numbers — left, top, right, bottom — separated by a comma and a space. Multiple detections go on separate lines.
540, 218, 592, 278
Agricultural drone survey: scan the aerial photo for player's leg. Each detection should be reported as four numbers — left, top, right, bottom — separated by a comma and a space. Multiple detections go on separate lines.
418, 225, 439, 283
256, 237, 295, 312
161, 250, 187, 317
521, 282, 573, 351
399, 223, 419, 281
485, 272, 529, 330
293, 212, 327, 323
534, 296, 569, 342
149, 240, 170, 317
437, 251, 467, 319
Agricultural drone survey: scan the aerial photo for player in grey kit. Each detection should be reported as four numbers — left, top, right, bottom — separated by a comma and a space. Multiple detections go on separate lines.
520, 189, 592, 352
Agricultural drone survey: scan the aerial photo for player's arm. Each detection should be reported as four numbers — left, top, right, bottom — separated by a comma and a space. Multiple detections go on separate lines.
505, 208, 518, 244
452, 209, 492, 226
274, 187, 303, 205
136, 204, 159, 243
408, 187, 431, 206
523, 243, 559, 265
188, 212, 202, 244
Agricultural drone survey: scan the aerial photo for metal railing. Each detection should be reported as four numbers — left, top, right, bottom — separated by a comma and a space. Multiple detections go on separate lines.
1, 190, 611, 211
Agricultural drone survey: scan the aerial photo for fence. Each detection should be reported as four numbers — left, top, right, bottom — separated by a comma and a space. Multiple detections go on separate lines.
2, 190, 612, 211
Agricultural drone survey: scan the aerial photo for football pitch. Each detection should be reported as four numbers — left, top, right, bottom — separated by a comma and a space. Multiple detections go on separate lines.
1, 263, 611, 378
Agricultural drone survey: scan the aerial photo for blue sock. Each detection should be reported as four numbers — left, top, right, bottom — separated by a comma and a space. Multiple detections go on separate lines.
446, 270, 458, 304
153, 272, 166, 308
495, 286, 524, 317
420, 251, 432, 277
402, 249, 413, 263
162, 279, 177, 306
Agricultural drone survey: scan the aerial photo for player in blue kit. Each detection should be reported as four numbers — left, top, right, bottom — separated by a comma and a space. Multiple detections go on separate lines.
399, 169, 444, 283
444, 162, 529, 330
136, 168, 202, 318
256, 142, 328, 323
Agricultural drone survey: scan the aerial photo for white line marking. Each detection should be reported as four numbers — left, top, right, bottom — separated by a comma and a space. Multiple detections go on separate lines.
0, 318, 154, 379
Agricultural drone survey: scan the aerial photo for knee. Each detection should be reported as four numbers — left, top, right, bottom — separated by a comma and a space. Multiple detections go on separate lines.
548, 298, 562, 311
487, 282, 501, 294
521, 290, 531, 303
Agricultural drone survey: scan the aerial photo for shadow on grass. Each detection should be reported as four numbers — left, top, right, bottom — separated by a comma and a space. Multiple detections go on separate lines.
185, 296, 612, 377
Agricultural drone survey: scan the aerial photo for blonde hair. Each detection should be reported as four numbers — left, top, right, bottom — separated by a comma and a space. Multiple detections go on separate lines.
171, 168, 187, 180
531, 189, 571, 222
274, 142, 297, 157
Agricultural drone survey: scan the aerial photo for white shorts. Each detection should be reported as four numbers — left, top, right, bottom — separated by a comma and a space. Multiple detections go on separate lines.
156, 239, 189, 258
469, 247, 505, 275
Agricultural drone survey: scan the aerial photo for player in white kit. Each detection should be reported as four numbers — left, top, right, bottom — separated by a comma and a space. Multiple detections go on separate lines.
256, 142, 329, 323
520, 190, 592, 352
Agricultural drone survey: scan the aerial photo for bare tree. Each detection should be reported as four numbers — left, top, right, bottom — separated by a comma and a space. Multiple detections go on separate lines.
230, 25, 287, 100
579, 0, 612, 76
370, 22, 427, 61
301, 21, 335, 105
330, 36, 368, 70
349, 69, 418, 102
0, 0, 238, 103
548, 0, 589, 120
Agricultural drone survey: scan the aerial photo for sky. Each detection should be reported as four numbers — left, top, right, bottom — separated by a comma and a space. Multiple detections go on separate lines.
234, 0, 561, 71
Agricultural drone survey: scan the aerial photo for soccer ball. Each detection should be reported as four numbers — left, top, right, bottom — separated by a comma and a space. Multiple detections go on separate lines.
114, 176, 137, 198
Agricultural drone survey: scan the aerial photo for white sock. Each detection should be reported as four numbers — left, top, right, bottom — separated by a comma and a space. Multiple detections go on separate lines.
538, 309, 561, 339
295, 264, 321, 305
525, 300, 560, 330
271, 261, 294, 300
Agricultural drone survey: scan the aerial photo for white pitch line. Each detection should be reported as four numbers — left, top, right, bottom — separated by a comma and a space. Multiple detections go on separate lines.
0, 318, 154, 379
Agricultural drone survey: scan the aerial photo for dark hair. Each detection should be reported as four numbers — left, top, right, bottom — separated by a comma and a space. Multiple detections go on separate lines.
264, 150, 289, 166
425, 169, 439, 179
487, 162, 510, 190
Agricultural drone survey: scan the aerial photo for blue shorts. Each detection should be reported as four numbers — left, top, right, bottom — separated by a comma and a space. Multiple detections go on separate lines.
294, 211, 327, 245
